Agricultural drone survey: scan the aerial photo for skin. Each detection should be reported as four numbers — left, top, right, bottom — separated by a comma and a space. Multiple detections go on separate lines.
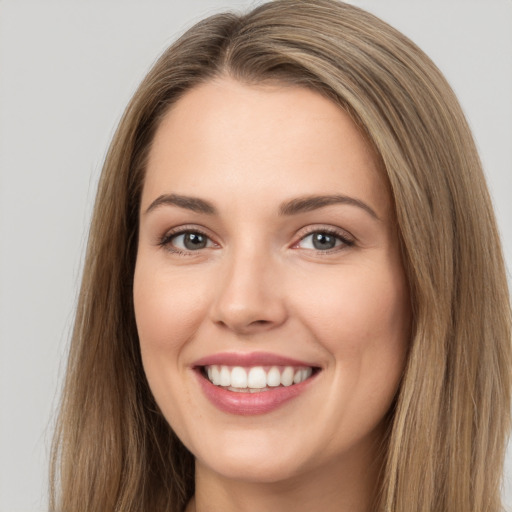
134, 77, 410, 512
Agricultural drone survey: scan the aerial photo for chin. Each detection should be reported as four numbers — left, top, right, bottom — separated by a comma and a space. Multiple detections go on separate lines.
198, 451, 308, 484
188, 427, 315, 484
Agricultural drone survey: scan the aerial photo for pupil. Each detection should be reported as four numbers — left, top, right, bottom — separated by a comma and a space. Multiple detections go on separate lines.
184, 233, 207, 250
313, 232, 336, 250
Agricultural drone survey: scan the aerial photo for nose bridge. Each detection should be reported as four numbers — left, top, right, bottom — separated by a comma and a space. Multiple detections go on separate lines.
211, 237, 286, 333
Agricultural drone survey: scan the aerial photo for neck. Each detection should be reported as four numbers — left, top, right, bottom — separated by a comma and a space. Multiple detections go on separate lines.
188, 436, 385, 512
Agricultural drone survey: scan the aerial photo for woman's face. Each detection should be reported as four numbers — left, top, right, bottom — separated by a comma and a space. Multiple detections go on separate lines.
134, 78, 410, 484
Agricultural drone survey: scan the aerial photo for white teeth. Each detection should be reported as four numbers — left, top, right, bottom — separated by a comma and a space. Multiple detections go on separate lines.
211, 366, 221, 385
247, 367, 267, 388
204, 364, 314, 390
230, 366, 247, 388
295, 368, 312, 383
220, 366, 231, 386
281, 366, 294, 386
267, 366, 281, 387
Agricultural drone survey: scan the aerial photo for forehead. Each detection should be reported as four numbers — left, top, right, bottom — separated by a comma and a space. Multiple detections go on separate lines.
143, 77, 390, 219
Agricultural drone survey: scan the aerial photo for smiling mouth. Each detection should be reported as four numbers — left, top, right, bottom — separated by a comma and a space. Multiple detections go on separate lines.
200, 365, 319, 392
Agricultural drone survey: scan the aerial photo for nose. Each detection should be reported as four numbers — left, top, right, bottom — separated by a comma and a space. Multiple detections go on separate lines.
210, 248, 288, 335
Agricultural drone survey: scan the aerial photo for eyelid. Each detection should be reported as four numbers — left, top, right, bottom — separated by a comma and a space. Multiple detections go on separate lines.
291, 225, 355, 251
155, 223, 355, 255
157, 224, 219, 254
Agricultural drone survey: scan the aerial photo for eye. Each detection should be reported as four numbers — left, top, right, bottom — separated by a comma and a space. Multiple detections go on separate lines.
296, 230, 354, 251
160, 230, 216, 253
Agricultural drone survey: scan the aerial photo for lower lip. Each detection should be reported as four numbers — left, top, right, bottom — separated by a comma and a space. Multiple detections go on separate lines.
195, 370, 317, 416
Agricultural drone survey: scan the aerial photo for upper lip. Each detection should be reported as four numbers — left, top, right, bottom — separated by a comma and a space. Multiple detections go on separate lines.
192, 351, 320, 368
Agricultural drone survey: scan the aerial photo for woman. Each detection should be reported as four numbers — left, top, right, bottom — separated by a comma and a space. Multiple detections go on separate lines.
49, 1, 511, 511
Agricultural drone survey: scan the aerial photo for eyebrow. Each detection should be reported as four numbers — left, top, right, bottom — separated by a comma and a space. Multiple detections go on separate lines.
145, 194, 216, 215
144, 193, 379, 220
279, 194, 379, 220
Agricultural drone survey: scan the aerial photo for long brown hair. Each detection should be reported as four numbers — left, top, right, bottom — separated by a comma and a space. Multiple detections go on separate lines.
50, 1, 511, 511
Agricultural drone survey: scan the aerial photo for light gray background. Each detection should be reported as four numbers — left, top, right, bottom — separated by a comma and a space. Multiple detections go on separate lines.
0, 1, 510, 511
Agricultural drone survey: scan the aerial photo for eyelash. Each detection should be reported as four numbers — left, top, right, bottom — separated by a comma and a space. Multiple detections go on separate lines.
158, 226, 214, 256
158, 226, 355, 256
294, 227, 355, 254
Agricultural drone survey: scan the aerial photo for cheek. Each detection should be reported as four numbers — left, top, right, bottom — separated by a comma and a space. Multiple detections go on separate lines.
298, 267, 409, 352
133, 260, 211, 432
133, 261, 210, 352
300, 264, 409, 432
295, 259, 410, 423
